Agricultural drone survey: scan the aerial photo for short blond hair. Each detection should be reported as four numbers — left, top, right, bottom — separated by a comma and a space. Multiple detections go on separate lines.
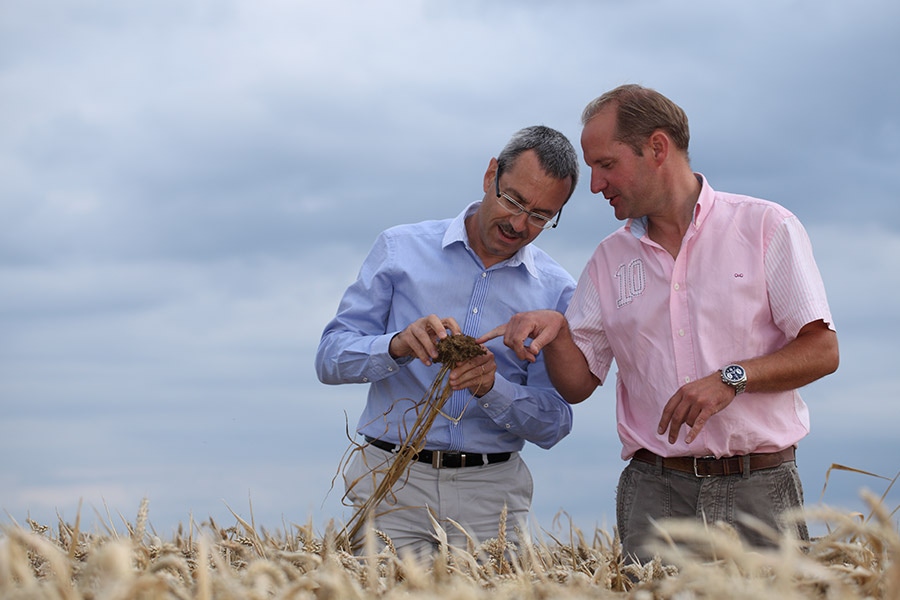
582, 84, 690, 157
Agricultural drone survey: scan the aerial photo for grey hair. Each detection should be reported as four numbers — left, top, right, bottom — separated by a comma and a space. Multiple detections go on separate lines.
496, 125, 580, 200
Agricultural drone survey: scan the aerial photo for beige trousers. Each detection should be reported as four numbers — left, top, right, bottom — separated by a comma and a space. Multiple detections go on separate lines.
344, 443, 533, 558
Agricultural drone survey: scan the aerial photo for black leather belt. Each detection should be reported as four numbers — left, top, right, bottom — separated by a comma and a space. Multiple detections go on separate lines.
632, 447, 796, 477
364, 436, 511, 469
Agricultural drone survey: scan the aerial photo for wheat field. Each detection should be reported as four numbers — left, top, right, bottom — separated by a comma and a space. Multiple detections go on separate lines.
1, 487, 897, 600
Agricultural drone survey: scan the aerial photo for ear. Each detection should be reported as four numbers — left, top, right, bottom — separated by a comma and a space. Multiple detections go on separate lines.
647, 130, 669, 165
483, 157, 499, 194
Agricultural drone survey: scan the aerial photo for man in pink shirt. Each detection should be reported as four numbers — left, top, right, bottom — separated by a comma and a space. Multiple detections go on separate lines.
482, 84, 839, 563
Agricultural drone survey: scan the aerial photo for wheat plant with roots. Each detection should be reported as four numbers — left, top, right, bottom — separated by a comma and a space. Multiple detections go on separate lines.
342, 334, 486, 549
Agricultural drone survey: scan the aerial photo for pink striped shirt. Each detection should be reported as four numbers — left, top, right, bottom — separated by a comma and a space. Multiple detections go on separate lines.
567, 175, 835, 459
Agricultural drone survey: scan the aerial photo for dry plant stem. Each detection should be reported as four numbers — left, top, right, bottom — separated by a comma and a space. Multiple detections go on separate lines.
4, 488, 900, 600
344, 335, 485, 548
345, 363, 452, 546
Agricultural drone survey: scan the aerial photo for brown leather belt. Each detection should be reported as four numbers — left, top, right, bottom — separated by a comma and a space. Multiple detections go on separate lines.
632, 446, 796, 478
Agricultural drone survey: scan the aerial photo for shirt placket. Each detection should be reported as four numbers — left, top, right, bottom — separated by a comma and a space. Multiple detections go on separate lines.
446, 269, 491, 451
670, 239, 697, 392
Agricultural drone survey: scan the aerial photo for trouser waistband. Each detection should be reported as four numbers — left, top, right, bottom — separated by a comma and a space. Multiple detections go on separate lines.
632, 446, 796, 477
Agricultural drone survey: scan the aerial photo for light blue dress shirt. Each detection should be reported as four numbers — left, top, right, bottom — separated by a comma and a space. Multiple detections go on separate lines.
315, 202, 575, 453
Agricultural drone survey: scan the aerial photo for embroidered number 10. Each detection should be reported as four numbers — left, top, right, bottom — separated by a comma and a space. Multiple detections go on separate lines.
616, 259, 645, 307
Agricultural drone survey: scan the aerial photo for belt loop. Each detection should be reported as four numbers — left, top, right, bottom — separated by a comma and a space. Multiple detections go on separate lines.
742, 454, 751, 479
432, 450, 443, 469
655, 453, 664, 476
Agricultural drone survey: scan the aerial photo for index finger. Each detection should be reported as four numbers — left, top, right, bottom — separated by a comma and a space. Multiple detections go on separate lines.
421, 314, 451, 340
442, 317, 463, 336
476, 324, 506, 344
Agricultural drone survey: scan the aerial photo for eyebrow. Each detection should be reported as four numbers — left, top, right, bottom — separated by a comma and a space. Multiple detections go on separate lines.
504, 187, 555, 216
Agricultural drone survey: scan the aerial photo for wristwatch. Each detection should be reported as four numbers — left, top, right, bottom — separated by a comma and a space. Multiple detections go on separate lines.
720, 364, 747, 395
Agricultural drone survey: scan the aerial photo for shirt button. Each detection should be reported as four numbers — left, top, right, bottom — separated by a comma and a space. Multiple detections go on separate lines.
505, 424, 511, 429
481, 272, 487, 278
472, 307, 478, 314
388, 366, 394, 371
483, 403, 489, 408
678, 329, 685, 337
362, 377, 369, 383
684, 376, 691, 383
674, 283, 680, 291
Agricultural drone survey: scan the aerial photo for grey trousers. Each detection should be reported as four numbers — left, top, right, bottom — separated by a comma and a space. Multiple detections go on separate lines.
616, 457, 809, 564
344, 443, 533, 558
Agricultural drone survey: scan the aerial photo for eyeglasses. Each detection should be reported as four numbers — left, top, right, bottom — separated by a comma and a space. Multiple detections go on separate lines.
495, 175, 562, 230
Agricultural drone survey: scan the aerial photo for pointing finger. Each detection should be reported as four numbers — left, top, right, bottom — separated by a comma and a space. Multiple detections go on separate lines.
476, 324, 507, 344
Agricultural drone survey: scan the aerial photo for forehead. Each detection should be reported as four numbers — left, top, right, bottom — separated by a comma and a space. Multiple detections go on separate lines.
580, 107, 617, 151
500, 149, 569, 211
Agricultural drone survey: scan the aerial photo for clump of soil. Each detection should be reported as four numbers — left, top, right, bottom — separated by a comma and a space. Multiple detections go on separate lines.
435, 334, 485, 366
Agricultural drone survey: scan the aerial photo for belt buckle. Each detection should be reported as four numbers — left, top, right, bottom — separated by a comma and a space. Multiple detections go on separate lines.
693, 455, 715, 478
432, 450, 444, 469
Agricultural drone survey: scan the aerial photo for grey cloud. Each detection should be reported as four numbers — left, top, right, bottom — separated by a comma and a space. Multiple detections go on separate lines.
2, 0, 898, 536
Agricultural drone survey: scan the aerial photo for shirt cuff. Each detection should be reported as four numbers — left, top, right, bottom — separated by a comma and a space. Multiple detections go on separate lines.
475, 375, 515, 418
366, 333, 409, 381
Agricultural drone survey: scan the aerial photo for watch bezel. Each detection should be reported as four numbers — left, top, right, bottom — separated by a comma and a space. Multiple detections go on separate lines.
720, 364, 747, 394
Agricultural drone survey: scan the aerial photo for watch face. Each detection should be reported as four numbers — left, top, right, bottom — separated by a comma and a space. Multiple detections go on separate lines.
723, 364, 746, 382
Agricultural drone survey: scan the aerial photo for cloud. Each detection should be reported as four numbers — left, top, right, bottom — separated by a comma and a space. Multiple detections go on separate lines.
1, 0, 898, 535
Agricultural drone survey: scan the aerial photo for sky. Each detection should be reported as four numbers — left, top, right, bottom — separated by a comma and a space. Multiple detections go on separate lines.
1, 0, 898, 541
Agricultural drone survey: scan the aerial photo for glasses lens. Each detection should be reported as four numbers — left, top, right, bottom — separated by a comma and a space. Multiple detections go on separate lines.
497, 195, 523, 215
528, 215, 554, 229
497, 193, 556, 229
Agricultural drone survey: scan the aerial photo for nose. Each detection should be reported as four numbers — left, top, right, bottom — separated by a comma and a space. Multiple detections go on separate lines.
590, 169, 608, 195
508, 211, 529, 231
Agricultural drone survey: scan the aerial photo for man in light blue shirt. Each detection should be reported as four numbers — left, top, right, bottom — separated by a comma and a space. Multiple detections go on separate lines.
315, 125, 579, 557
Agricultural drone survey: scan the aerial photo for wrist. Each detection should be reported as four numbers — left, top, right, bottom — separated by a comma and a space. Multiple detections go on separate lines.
388, 332, 402, 359
720, 363, 748, 395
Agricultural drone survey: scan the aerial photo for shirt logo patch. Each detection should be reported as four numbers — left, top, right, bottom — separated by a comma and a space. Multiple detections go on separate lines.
616, 258, 645, 307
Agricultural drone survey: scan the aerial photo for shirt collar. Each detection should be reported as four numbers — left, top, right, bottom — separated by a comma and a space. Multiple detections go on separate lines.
626, 173, 714, 239
692, 173, 714, 229
443, 201, 539, 277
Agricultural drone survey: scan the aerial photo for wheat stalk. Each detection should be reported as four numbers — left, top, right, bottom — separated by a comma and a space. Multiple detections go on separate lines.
343, 335, 485, 548
3, 489, 899, 600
